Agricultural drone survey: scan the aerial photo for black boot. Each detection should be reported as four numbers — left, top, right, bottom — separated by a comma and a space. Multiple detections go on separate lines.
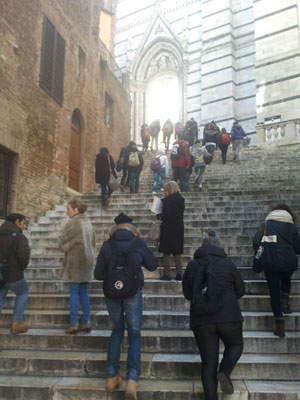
274, 317, 285, 338
218, 371, 234, 394
281, 292, 292, 314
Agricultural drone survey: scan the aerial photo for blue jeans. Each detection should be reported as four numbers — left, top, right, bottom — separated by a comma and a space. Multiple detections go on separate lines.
69, 283, 90, 326
0, 278, 29, 321
105, 290, 143, 381
152, 167, 166, 192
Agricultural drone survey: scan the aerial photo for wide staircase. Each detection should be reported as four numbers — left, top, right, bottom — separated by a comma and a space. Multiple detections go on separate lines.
1, 144, 300, 399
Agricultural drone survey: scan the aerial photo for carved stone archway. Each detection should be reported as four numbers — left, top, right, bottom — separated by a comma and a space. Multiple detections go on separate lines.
130, 18, 186, 143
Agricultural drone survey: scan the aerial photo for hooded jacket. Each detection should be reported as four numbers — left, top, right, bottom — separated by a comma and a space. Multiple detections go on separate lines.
0, 221, 30, 282
253, 210, 300, 272
182, 243, 244, 329
94, 223, 157, 288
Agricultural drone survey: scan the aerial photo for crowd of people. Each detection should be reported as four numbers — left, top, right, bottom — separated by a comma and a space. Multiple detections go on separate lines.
1, 116, 299, 400
1, 197, 300, 400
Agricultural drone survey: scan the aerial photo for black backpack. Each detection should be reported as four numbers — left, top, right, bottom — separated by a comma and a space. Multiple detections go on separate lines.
192, 259, 224, 316
103, 238, 141, 299
0, 232, 18, 288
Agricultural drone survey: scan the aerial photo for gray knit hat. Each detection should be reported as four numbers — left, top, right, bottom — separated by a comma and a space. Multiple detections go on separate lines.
202, 230, 221, 248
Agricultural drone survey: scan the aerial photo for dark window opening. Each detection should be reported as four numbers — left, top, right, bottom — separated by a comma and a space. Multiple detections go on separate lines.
40, 16, 65, 104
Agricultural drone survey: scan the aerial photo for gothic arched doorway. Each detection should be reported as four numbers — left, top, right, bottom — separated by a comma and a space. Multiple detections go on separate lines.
68, 109, 83, 191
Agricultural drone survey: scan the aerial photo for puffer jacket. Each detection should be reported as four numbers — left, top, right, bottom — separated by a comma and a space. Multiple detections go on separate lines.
94, 223, 157, 288
253, 210, 300, 272
230, 125, 246, 141
0, 221, 30, 282
182, 244, 244, 329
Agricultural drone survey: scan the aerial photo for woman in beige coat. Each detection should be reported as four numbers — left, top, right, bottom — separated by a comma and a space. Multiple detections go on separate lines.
59, 199, 96, 334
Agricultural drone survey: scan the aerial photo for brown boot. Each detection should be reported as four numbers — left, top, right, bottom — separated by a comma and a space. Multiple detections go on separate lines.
65, 326, 79, 334
125, 380, 138, 400
274, 317, 285, 338
11, 321, 28, 334
78, 324, 92, 333
105, 374, 122, 392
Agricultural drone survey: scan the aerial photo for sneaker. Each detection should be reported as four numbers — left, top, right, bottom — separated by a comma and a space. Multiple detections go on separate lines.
78, 324, 92, 333
175, 273, 182, 281
198, 184, 202, 189
160, 274, 171, 281
152, 191, 157, 194
218, 371, 234, 394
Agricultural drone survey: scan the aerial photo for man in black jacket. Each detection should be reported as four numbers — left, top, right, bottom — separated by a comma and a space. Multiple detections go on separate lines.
183, 230, 244, 400
0, 213, 30, 334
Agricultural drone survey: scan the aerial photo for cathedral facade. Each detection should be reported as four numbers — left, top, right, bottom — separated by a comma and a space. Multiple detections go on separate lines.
114, 0, 300, 145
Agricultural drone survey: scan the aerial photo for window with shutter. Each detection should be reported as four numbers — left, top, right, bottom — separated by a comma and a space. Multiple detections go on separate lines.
40, 16, 65, 104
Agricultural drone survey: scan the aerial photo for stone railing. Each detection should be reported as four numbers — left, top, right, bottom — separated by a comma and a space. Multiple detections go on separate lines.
256, 119, 300, 145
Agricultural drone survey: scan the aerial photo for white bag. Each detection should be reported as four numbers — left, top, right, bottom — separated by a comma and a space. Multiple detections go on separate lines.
109, 175, 119, 191
148, 221, 161, 241
150, 196, 162, 214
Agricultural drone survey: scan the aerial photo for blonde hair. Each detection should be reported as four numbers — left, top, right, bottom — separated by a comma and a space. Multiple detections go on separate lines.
164, 181, 180, 195
68, 198, 88, 214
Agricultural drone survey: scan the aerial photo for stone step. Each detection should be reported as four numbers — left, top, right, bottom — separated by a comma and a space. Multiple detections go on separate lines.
3, 375, 293, 400
4, 293, 300, 312
0, 349, 299, 380
24, 265, 300, 281
1, 310, 300, 331
0, 328, 299, 354
21, 279, 300, 295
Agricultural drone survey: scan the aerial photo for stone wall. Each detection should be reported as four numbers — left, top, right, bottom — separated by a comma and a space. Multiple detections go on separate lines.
0, 0, 130, 218
254, 0, 300, 124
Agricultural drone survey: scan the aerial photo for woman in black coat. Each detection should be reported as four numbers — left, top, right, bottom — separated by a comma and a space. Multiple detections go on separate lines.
183, 231, 244, 400
95, 147, 117, 206
253, 204, 300, 337
158, 181, 185, 281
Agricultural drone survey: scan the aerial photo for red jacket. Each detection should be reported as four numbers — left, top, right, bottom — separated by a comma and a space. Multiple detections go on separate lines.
171, 139, 191, 168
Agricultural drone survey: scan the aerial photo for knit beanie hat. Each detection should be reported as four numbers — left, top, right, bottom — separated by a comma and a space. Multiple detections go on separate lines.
202, 230, 221, 248
114, 213, 133, 224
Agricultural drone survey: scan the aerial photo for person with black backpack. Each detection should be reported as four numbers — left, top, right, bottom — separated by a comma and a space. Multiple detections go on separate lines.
0, 214, 30, 334
182, 230, 244, 400
94, 213, 157, 400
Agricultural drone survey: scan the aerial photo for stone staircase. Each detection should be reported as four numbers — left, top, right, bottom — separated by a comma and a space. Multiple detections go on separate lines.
1, 144, 300, 399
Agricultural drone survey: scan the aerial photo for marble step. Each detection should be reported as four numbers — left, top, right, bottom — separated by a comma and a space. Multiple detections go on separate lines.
1, 310, 300, 331
4, 293, 300, 312
0, 328, 299, 354
0, 349, 299, 380
3, 376, 297, 400
21, 279, 300, 296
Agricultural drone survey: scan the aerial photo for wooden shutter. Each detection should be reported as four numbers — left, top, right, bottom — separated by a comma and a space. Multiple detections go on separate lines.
53, 31, 65, 103
40, 16, 65, 104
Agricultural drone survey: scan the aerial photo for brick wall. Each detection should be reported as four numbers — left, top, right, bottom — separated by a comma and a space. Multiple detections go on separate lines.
0, 0, 130, 218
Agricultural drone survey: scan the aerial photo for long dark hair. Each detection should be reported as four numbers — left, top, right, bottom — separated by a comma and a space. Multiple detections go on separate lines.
271, 204, 296, 222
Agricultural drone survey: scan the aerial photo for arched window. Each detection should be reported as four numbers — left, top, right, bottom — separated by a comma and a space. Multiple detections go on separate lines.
71, 108, 83, 132
69, 109, 83, 191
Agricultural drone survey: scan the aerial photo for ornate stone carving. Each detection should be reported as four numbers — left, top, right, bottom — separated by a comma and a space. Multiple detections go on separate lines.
146, 53, 179, 79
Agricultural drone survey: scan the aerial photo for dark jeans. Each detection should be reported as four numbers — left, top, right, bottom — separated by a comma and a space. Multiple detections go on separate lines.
100, 183, 111, 204
193, 322, 243, 400
173, 167, 188, 192
120, 168, 128, 186
128, 167, 140, 193
265, 270, 294, 317
219, 144, 229, 164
